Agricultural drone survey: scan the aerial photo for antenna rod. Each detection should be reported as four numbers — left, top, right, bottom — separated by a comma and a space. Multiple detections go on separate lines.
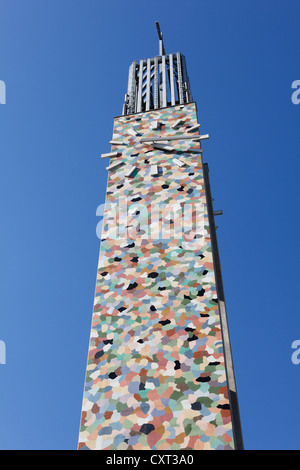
155, 21, 166, 56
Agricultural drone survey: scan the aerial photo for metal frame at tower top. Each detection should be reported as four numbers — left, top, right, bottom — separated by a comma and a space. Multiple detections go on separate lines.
123, 22, 193, 115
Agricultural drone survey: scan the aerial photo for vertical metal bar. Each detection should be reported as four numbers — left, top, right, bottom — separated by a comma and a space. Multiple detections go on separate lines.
126, 63, 133, 114
146, 58, 151, 111
169, 53, 176, 106
181, 54, 193, 102
154, 56, 159, 109
176, 52, 184, 104
128, 61, 137, 115
159, 39, 163, 56
137, 59, 144, 113
161, 55, 167, 108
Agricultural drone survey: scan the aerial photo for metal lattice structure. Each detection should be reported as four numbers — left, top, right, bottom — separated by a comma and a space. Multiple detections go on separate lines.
123, 23, 192, 115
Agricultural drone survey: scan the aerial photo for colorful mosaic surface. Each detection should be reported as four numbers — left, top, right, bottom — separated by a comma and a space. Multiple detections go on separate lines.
78, 103, 234, 450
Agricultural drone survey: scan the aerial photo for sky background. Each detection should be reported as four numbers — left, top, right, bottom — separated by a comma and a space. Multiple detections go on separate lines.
0, 0, 299, 450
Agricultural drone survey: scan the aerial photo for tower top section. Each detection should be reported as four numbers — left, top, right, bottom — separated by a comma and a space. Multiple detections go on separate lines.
122, 22, 193, 115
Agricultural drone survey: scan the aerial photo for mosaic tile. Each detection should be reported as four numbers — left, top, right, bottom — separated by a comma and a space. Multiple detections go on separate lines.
78, 103, 234, 450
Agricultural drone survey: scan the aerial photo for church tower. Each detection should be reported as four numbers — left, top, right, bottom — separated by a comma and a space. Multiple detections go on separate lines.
78, 23, 243, 451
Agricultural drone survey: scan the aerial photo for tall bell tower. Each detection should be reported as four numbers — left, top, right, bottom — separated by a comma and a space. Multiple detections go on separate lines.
78, 23, 243, 451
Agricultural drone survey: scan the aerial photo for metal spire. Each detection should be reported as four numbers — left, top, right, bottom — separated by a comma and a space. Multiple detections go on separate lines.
155, 21, 165, 56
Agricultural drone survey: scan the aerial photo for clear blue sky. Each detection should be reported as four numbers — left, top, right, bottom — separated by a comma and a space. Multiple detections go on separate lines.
0, 0, 300, 450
